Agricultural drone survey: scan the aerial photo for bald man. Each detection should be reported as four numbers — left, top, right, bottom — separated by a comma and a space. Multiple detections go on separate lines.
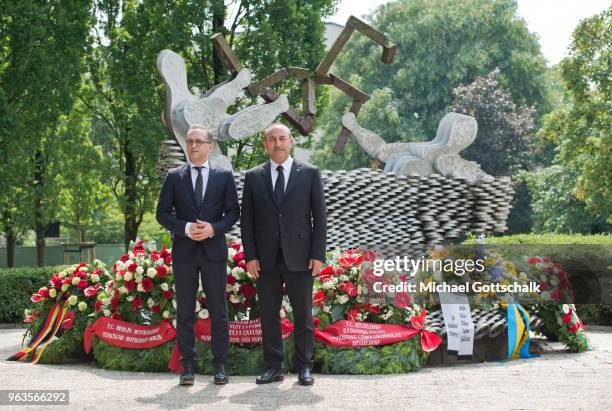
157, 125, 239, 386
241, 124, 327, 386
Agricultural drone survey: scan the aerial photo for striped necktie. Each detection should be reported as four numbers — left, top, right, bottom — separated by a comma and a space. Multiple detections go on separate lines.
193, 166, 203, 208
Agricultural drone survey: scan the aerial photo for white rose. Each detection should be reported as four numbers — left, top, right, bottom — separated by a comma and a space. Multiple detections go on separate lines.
119, 286, 129, 294
127, 296, 134, 302
115, 273, 123, 281
279, 309, 286, 318
61, 284, 69, 292
350, 267, 358, 275
137, 283, 144, 292
233, 283, 241, 292
198, 309, 209, 319
172, 300, 177, 310
123, 272, 133, 281
134, 272, 143, 283
59, 270, 68, 278
78, 301, 88, 312
67, 295, 78, 306
229, 294, 241, 304
156, 259, 164, 266
226, 266, 231, 275
91, 274, 100, 283
195, 301, 201, 312
136, 266, 144, 275
147, 268, 157, 278
162, 310, 170, 319
49, 289, 57, 298
228, 248, 237, 259
71, 277, 80, 286
103, 309, 111, 317
161, 283, 169, 291
226, 284, 233, 292
79, 266, 88, 272
562, 304, 570, 314
322, 281, 334, 290
148, 298, 155, 308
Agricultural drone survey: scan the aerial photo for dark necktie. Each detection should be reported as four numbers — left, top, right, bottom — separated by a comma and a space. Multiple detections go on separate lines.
274, 165, 285, 206
193, 166, 203, 208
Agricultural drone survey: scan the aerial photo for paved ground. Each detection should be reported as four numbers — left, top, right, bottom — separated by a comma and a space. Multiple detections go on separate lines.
0, 327, 611, 410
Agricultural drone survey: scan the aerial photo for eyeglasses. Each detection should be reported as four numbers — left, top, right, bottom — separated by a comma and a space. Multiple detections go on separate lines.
186, 138, 212, 146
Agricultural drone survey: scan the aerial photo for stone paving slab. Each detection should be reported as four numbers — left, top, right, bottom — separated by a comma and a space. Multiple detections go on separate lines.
0, 328, 610, 410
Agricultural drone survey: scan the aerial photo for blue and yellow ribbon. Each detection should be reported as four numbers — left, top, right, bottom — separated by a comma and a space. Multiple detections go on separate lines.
504, 302, 536, 359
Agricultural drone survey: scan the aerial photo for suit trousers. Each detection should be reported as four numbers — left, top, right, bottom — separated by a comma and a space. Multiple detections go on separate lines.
173, 248, 229, 368
257, 252, 314, 370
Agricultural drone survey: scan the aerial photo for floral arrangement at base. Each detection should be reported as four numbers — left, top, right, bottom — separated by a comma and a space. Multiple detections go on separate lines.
535, 303, 592, 352
17, 260, 112, 364
312, 249, 437, 374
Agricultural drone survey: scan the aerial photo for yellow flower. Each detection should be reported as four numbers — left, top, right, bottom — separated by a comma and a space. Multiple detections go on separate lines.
67, 295, 78, 306
78, 301, 87, 312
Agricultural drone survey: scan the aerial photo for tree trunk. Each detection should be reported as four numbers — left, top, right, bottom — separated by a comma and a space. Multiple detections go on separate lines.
6, 230, 16, 268
212, 0, 226, 83
34, 148, 46, 267
123, 139, 139, 250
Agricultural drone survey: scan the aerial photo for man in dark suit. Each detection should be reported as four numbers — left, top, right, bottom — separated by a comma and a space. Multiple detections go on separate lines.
241, 123, 326, 386
156, 125, 239, 386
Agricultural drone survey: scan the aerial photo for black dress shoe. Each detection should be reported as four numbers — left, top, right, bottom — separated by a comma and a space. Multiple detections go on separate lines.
214, 364, 229, 385
298, 367, 314, 386
255, 368, 284, 384
179, 364, 195, 386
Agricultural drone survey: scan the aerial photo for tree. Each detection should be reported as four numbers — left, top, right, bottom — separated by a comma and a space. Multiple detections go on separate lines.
83, 0, 336, 248
537, 6, 611, 223
312, 0, 550, 171
451, 69, 537, 177
0, 0, 92, 265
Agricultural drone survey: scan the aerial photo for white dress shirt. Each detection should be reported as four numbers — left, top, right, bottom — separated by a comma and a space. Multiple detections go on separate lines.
185, 160, 210, 237
270, 156, 293, 191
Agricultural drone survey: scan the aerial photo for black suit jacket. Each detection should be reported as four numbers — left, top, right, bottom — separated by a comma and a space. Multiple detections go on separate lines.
240, 159, 327, 272
156, 163, 239, 263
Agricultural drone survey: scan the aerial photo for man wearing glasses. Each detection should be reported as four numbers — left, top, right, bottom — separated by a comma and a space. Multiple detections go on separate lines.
156, 124, 239, 386
241, 123, 327, 386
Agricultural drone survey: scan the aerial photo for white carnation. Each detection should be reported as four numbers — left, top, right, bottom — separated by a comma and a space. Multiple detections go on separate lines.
91, 274, 100, 283
198, 309, 209, 319
137, 283, 144, 292
162, 310, 170, 319
231, 267, 243, 279
229, 294, 241, 304
136, 266, 144, 275
160, 283, 169, 291
146, 268, 157, 278
119, 286, 128, 294
148, 298, 155, 308
336, 294, 349, 304
103, 309, 111, 317
123, 272, 133, 281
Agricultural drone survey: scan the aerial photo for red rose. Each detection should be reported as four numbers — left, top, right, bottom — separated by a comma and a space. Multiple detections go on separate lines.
141, 277, 153, 292
569, 323, 580, 333
132, 240, 145, 254
364, 303, 380, 314
77, 279, 88, 289
237, 260, 247, 270
319, 266, 334, 282
335, 268, 345, 276
164, 255, 172, 265
563, 310, 573, 324
128, 263, 138, 273
132, 297, 143, 311
39, 288, 50, 299
151, 305, 161, 313
151, 251, 160, 261
347, 305, 361, 321
550, 290, 561, 301
163, 290, 173, 300
232, 251, 245, 263
120, 254, 130, 262
230, 241, 241, 251
313, 290, 326, 307
160, 244, 169, 258
156, 265, 168, 278
95, 300, 103, 312
110, 298, 119, 309
125, 280, 136, 292
527, 257, 541, 264
240, 284, 256, 299
75, 271, 87, 278
227, 275, 236, 285
540, 282, 549, 291
111, 312, 122, 320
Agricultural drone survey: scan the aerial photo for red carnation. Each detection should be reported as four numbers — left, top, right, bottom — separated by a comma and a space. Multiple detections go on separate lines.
125, 280, 136, 292
563, 310, 573, 324
163, 290, 173, 300
540, 282, 549, 291
156, 265, 168, 278
120, 254, 130, 262
347, 305, 361, 321
141, 277, 153, 292
313, 290, 326, 307
527, 257, 541, 264
151, 305, 161, 313
227, 275, 236, 285
240, 284, 256, 299
569, 323, 580, 333
237, 260, 247, 270
151, 251, 160, 261
39, 288, 50, 299
132, 297, 143, 311
364, 303, 380, 314
132, 240, 145, 254
95, 300, 103, 312
160, 244, 169, 258
110, 298, 119, 309
111, 312, 122, 320
230, 241, 241, 251
50, 275, 63, 289
77, 279, 88, 289
165, 255, 172, 265
232, 251, 245, 263
128, 263, 138, 273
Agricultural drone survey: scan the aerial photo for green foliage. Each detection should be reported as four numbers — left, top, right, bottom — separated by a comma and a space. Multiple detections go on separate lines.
575, 304, 612, 326
463, 233, 612, 245
313, 337, 428, 374
0, 266, 65, 323
536, 7, 611, 224
312, 0, 550, 170
520, 164, 610, 233
92, 337, 175, 372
